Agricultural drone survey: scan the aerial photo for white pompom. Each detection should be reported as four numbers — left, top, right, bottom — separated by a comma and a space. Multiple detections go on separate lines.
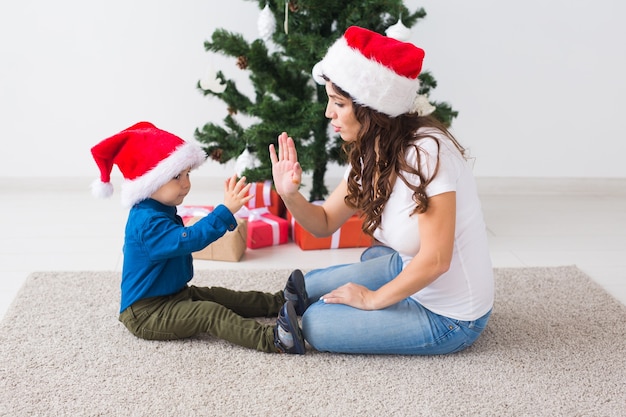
258, 4, 276, 41
386, 20, 411, 42
235, 148, 261, 177
91, 180, 114, 199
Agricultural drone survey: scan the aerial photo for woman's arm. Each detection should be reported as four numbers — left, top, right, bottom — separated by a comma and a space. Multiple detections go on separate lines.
270, 132, 357, 236
283, 179, 356, 237
321, 191, 456, 310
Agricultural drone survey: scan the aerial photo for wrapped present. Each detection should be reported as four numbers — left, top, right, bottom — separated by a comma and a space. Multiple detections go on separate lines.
287, 209, 373, 250
177, 205, 214, 224
183, 215, 247, 262
238, 207, 289, 249
246, 180, 285, 217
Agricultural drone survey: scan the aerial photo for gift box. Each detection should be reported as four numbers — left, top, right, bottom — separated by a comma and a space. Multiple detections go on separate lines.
183, 216, 247, 262
287, 210, 373, 250
246, 180, 285, 217
239, 208, 289, 249
177, 205, 214, 224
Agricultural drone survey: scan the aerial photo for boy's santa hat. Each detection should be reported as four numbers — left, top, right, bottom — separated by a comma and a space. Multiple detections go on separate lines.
90, 121, 206, 207
312, 26, 434, 118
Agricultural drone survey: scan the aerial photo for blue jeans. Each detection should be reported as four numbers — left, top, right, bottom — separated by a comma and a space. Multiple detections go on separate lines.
301, 246, 491, 355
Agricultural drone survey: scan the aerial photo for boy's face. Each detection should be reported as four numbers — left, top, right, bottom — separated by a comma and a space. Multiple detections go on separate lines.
150, 168, 192, 206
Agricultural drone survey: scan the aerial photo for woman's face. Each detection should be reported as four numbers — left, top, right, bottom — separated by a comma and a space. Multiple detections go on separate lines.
324, 82, 361, 142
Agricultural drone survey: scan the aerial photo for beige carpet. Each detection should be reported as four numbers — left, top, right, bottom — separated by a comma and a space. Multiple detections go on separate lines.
1, 267, 625, 417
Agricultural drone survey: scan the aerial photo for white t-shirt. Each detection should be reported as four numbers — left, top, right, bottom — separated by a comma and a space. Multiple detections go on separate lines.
346, 128, 494, 321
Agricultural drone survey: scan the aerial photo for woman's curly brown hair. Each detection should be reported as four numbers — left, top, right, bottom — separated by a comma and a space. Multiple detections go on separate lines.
330, 82, 467, 237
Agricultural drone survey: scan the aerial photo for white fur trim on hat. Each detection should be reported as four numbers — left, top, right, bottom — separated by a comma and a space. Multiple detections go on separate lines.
120, 142, 206, 208
312, 37, 421, 117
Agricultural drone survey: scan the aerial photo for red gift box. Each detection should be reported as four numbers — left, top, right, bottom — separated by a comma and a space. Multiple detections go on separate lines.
241, 208, 289, 249
287, 208, 373, 250
246, 180, 285, 217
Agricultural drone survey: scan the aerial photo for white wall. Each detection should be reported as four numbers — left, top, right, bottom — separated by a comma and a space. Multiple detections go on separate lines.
415, 0, 626, 178
1, 0, 624, 179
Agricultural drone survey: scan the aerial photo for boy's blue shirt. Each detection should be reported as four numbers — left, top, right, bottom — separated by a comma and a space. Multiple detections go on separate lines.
120, 198, 237, 312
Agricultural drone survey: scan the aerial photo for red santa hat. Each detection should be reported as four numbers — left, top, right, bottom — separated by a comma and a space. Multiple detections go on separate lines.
90, 121, 206, 207
312, 26, 434, 118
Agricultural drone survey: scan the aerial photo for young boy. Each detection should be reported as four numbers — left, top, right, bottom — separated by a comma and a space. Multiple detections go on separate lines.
90, 121, 307, 354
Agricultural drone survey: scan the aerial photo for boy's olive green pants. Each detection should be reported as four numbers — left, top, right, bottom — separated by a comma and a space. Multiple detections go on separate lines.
119, 285, 285, 353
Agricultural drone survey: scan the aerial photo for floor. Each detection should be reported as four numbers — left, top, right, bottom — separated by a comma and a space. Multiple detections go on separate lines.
1, 176, 625, 320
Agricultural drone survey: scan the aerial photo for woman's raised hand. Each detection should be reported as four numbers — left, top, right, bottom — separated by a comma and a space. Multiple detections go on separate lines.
269, 132, 303, 196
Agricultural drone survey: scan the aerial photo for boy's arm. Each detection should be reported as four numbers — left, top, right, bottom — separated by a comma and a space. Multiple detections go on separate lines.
141, 205, 237, 259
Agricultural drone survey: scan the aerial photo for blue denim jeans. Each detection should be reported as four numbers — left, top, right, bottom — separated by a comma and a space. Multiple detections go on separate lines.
301, 246, 491, 355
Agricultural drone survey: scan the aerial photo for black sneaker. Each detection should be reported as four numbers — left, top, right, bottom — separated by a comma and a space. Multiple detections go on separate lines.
284, 269, 308, 316
274, 301, 305, 354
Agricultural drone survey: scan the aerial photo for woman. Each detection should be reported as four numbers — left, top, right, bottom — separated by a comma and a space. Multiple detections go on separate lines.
269, 26, 494, 355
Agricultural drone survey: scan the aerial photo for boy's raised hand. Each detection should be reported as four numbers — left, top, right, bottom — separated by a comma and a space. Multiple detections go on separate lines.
269, 132, 302, 196
223, 175, 253, 214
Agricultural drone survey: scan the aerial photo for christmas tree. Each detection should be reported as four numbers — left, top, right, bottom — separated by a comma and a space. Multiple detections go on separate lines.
195, 0, 457, 201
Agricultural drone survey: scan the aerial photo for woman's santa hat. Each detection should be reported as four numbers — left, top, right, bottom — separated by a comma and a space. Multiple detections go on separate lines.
312, 26, 435, 118
90, 121, 206, 207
